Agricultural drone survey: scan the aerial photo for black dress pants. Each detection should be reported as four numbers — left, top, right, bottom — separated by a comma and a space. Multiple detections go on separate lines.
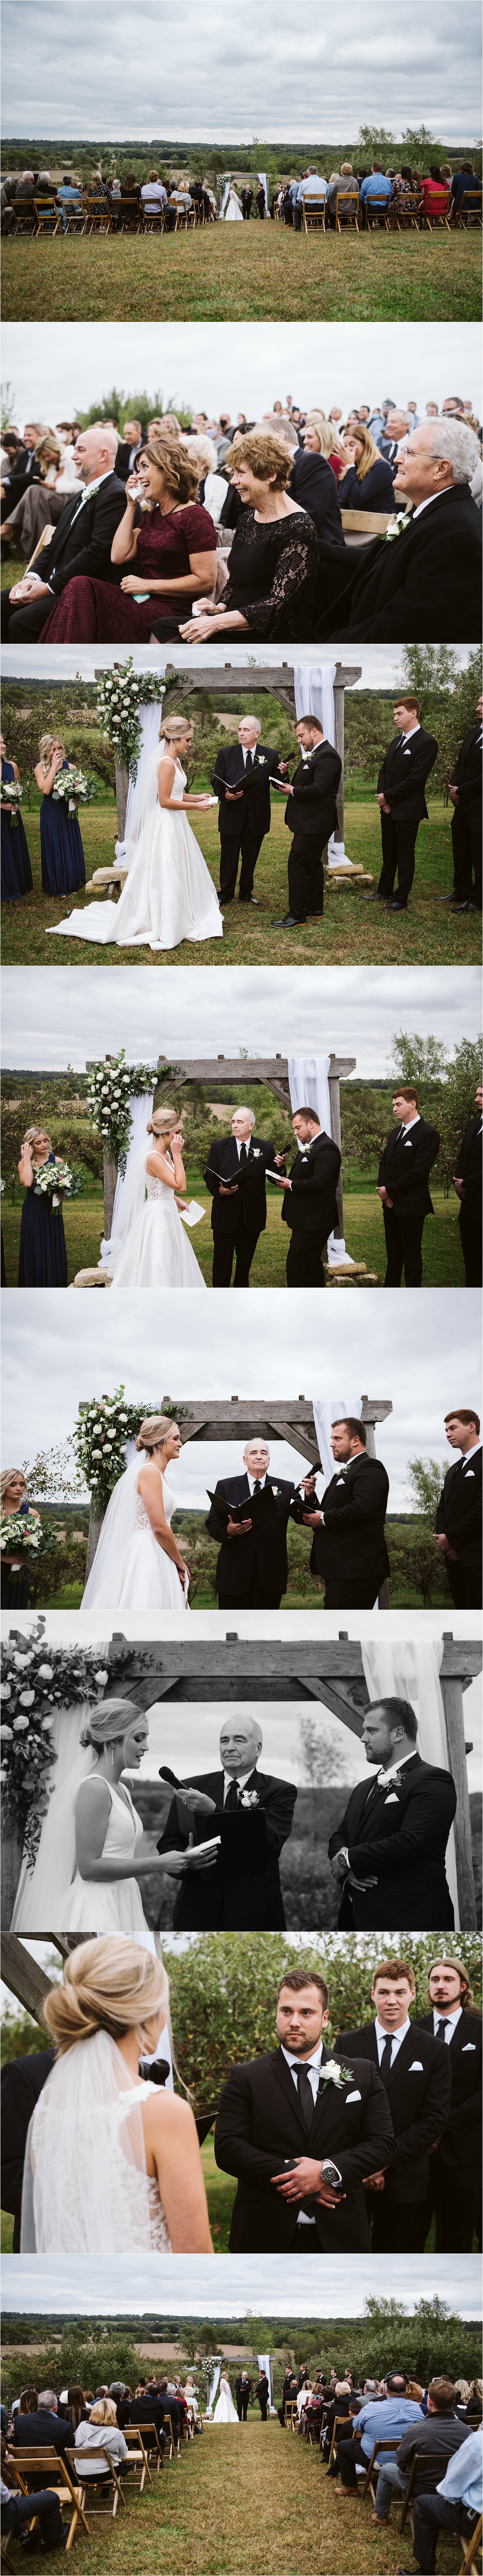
1, 2490, 65, 2547
445, 1558, 482, 1610
451, 800, 482, 904
287, 834, 325, 918
368, 2192, 429, 2252
212, 1217, 260, 1286
1, 589, 54, 642
378, 813, 419, 905
323, 1573, 381, 1607
412, 2493, 479, 2572
335, 2435, 360, 2487
286, 1230, 325, 1286
218, 1568, 283, 1609
383, 1201, 426, 1286
219, 819, 263, 901
237, 2395, 249, 2418
459, 1198, 482, 1285
427, 2158, 482, 2252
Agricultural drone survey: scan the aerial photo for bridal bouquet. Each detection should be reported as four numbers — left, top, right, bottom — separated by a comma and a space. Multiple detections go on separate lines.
0, 777, 22, 825
34, 1158, 77, 1206
0, 1512, 57, 1561
53, 766, 95, 818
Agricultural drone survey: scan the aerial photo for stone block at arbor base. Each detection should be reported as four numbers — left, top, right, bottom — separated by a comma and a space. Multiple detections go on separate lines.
72, 1267, 113, 1288
86, 865, 128, 895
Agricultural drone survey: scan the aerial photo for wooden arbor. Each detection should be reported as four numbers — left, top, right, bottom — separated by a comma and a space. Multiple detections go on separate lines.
88, 1049, 356, 1249
98, 659, 362, 855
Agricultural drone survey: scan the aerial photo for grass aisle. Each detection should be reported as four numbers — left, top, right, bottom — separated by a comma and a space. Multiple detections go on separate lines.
2, 229, 481, 322
1, 801, 479, 966
0, 1186, 466, 1286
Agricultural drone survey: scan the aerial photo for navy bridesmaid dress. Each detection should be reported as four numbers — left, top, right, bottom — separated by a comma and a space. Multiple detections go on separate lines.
1, 758, 33, 902
40, 757, 86, 896
1, 1495, 31, 1609
18, 1150, 68, 1288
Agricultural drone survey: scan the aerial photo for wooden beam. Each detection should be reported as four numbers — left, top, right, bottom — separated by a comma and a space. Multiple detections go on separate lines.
109, 1633, 368, 1681
0, 1935, 52, 2022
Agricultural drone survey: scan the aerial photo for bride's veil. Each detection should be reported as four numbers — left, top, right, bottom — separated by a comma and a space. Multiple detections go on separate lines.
79, 1453, 142, 1620
10, 1738, 98, 1932
20, 2027, 156, 2251
115, 701, 167, 863
106, 1130, 151, 1263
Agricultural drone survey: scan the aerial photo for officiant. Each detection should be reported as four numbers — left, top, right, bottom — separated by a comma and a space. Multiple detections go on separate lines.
203, 1105, 287, 1287
211, 716, 290, 905
206, 1436, 309, 1608
159, 1715, 297, 1930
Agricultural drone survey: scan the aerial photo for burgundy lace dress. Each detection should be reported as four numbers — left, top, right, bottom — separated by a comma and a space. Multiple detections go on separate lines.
39, 502, 217, 643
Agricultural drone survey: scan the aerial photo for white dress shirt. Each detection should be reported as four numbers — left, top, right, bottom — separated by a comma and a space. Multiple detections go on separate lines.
240, 744, 258, 765
374, 2015, 411, 2065
233, 1135, 252, 1158
246, 1470, 267, 1493
413, 489, 451, 519
281, 2043, 338, 2220
433, 2003, 462, 2041
223, 1765, 257, 1802
400, 1112, 420, 1132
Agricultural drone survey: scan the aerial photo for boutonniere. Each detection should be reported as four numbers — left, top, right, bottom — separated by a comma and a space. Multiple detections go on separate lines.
271, 1485, 280, 1496
256, 754, 266, 766
251, 1147, 261, 1159
382, 510, 410, 543
321, 2060, 353, 2087
240, 1789, 260, 1808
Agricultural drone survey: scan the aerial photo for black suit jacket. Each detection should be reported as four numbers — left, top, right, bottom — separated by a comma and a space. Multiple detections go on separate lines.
211, 742, 284, 836
206, 1471, 296, 1599
377, 726, 438, 820
281, 1130, 341, 1239
455, 1115, 482, 1206
451, 724, 482, 807
378, 1117, 440, 1217
13, 2409, 73, 2459
203, 1135, 277, 1236
435, 1448, 482, 1565
285, 741, 342, 847
328, 1750, 457, 1929
0, 2047, 55, 2249
416, 2009, 482, 2174
315, 484, 482, 643
288, 449, 343, 544
214, 2044, 394, 2251
171, 1763, 297, 1929
307, 1450, 390, 1586
34, 473, 127, 597
115, 436, 147, 483
337, 2021, 451, 2201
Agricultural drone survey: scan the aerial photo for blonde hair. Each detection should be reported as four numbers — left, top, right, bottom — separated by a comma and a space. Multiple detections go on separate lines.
38, 734, 64, 765
146, 1108, 180, 1137
454, 2380, 470, 2403
21, 1126, 52, 1161
33, 433, 62, 478
78, 1697, 142, 1752
135, 1413, 177, 1454
43, 1935, 169, 2056
224, 429, 292, 490
342, 423, 381, 481
0, 1467, 27, 1506
88, 2399, 118, 2427
305, 411, 347, 463
160, 714, 194, 745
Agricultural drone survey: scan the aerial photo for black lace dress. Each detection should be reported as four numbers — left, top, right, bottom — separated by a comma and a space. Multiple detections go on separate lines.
217, 509, 318, 640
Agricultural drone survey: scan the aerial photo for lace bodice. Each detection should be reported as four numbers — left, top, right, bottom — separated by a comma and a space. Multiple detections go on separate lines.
135, 1470, 175, 1529
117, 2081, 172, 2254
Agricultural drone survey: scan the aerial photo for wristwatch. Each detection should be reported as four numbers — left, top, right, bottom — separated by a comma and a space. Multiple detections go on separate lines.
321, 2159, 343, 2187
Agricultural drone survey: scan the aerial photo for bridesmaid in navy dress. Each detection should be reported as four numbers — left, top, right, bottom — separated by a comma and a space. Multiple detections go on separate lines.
0, 1468, 39, 1609
1, 733, 33, 902
35, 735, 86, 898
18, 1126, 68, 1288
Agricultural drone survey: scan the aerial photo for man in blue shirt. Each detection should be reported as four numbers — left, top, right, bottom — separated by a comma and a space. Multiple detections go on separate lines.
335, 2371, 422, 2490
358, 164, 393, 222
402, 2423, 482, 2572
293, 168, 327, 231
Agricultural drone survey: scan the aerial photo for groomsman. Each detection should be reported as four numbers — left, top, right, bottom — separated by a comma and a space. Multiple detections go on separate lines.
446, 693, 482, 912
168, 1713, 297, 1930
377, 1083, 440, 1285
296, 1415, 390, 1607
272, 715, 342, 928
434, 1406, 482, 1607
327, 1694, 457, 1929
214, 1966, 394, 2252
337, 1955, 451, 2251
453, 1083, 482, 1285
270, 1104, 341, 1286
203, 1105, 286, 1287
416, 1954, 483, 2252
206, 1437, 307, 1608
362, 695, 438, 913
211, 716, 289, 904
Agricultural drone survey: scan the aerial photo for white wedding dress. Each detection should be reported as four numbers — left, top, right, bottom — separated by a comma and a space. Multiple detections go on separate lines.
58, 1779, 153, 1933
213, 2378, 240, 2421
20, 2027, 172, 2253
224, 189, 243, 222
109, 1154, 207, 1292
79, 1460, 190, 1618
46, 751, 223, 951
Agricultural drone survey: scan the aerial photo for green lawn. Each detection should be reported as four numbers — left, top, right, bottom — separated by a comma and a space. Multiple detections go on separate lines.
201, 2129, 236, 2251
2, 225, 481, 322
0, 2416, 466, 2574
0, 1184, 466, 1287
1, 798, 479, 967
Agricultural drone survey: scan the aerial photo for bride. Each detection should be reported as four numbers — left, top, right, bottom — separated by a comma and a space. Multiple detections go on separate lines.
108, 1106, 207, 1292
79, 1415, 190, 1619
224, 186, 243, 222
12, 1698, 218, 1935
213, 2375, 240, 2421
20, 1936, 213, 2254
46, 715, 224, 951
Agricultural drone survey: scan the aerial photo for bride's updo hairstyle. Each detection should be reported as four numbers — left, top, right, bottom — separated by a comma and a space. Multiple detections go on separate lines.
135, 1414, 176, 1454
159, 714, 194, 746
78, 1696, 141, 1752
43, 1935, 169, 2055
145, 1108, 179, 1140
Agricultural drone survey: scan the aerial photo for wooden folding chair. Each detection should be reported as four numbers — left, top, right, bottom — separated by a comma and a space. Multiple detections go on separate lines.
62, 200, 87, 234
163, 2413, 179, 2459
359, 2437, 402, 2507
1, 2534, 17, 2571
32, 194, 62, 236
11, 199, 37, 235
20, 521, 56, 579
391, 190, 421, 231
399, 2450, 451, 2538
132, 2419, 164, 2474
334, 191, 359, 231
303, 196, 326, 231
117, 194, 142, 233
284, 2401, 297, 2430
11, 2446, 90, 2551
67, 2443, 125, 2518
327, 2410, 354, 2469
459, 2510, 483, 2574
422, 189, 451, 231
120, 2425, 153, 2490
83, 194, 111, 234
454, 190, 483, 229
318, 2407, 329, 2452
363, 194, 390, 230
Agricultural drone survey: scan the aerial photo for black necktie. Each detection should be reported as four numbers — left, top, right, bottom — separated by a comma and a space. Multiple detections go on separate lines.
224, 1778, 240, 1809
378, 2035, 394, 2082
239, 1143, 247, 1164
297, 2065, 316, 2134
245, 750, 253, 770
435, 2018, 449, 2042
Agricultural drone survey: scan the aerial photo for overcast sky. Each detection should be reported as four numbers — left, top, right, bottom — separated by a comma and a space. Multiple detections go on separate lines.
3, 321, 480, 433
1, 965, 480, 1079
2, 1289, 480, 1512
3, 2250, 478, 2318
1, 0, 481, 142
1, 645, 474, 690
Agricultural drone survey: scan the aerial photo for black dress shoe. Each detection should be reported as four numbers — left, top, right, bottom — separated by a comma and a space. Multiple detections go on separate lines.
438, 890, 459, 901
271, 911, 307, 928
385, 900, 407, 911
361, 890, 383, 903
239, 892, 259, 905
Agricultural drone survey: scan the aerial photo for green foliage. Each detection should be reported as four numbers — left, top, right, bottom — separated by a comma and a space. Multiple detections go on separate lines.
85, 1048, 161, 1174
340, 1085, 388, 1175
406, 1453, 447, 1518
389, 1528, 450, 1608
400, 646, 483, 799
389, 1028, 448, 1097
435, 1034, 482, 1193
164, 1931, 482, 2111
1, 2009, 46, 2065
78, 384, 193, 433
75, 1386, 182, 1509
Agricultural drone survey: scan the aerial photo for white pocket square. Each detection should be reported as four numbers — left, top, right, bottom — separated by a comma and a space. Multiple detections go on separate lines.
345, 2089, 361, 2103
462, 2042, 476, 2051
409, 2061, 423, 2071
464, 1469, 475, 1477
384, 1792, 400, 1804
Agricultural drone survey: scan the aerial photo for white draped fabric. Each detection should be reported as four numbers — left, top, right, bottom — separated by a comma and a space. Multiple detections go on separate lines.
258, 2355, 276, 2413
312, 1397, 363, 1486
206, 2363, 221, 2415
219, 180, 231, 217
293, 661, 350, 865
100, 1091, 154, 1266
361, 1638, 459, 1924
11, 1698, 92, 1930
115, 698, 167, 863
257, 174, 269, 210
287, 1054, 356, 1267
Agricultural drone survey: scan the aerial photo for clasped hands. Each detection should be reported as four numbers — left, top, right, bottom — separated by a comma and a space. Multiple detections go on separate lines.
270, 2156, 345, 2210
376, 792, 391, 814
9, 573, 51, 602
377, 1185, 393, 1208
329, 1846, 377, 1891
435, 1532, 458, 1561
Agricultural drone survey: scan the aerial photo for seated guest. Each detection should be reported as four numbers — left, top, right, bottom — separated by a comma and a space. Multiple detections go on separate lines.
338, 426, 396, 513
73, 2396, 129, 2482
141, 170, 168, 218
185, 431, 231, 523
365, 691, 438, 914
57, 175, 83, 214
377, 1082, 440, 1285
293, 167, 328, 229
321, 2381, 353, 2459
1, 2438, 70, 2552
271, 1100, 341, 1285
13, 2386, 73, 2464
434, 1407, 482, 1608
358, 162, 393, 219
1, 431, 66, 559
36, 437, 217, 644
297, 1415, 390, 1611
407, 2423, 483, 2574
419, 167, 451, 220
373, 2377, 472, 2530
338, 1953, 451, 2252
1, 419, 49, 521
448, 163, 482, 221
278, 2370, 298, 2425
315, 416, 482, 641
453, 1080, 482, 1286
377, 408, 412, 466
179, 429, 318, 644
447, 692, 482, 913
85, 166, 108, 198
335, 2370, 423, 2491
390, 165, 416, 211
301, 412, 349, 481
115, 417, 146, 481
1, 424, 127, 642
328, 1692, 457, 1930
121, 172, 141, 199
326, 164, 360, 227
276, 418, 343, 541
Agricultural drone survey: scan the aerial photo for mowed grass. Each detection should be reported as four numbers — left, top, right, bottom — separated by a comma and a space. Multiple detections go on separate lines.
0, 2417, 465, 2575
2, 798, 480, 967
2, 225, 481, 322
0, 1185, 466, 1287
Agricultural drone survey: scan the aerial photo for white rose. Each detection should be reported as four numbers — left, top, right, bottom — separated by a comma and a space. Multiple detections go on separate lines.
19, 1689, 35, 1707
0, 1725, 14, 1741
91, 1449, 103, 1460
13, 1652, 33, 1668
95, 1668, 109, 1684
41, 1715, 54, 1732
13, 1716, 30, 1733
37, 1664, 53, 1680
0, 1683, 12, 1700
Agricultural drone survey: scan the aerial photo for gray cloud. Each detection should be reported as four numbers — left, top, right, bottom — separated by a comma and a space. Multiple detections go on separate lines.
1, 963, 480, 1078
2, 2249, 479, 2316
3, 319, 480, 434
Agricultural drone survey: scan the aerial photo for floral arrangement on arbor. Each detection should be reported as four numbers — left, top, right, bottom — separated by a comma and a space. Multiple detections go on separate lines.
74, 1384, 180, 1508
95, 660, 167, 776
86, 1048, 159, 1175
0, 1624, 112, 1860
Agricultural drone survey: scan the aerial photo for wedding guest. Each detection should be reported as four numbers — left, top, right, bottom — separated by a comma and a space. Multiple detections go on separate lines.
326, 165, 359, 227
1, 420, 49, 523
270, 1104, 341, 1287
211, 713, 290, 904
315, 417, 482, 642
416, 1953, 482, 2254
419, 167, 451, 221
271, 714, 342, 928
17, 1124, 68, 1288
407, 2422, 483, 2573
0, 731, 33, 901
115, 418, 146, 482
12, 2388, 74, 2463
164, 1712, 297, 1930
297, 1414, 390, 1609
179, 430, 318, 643
377, 1083, 440, 1285
448, 163, 482, 221
1, 425, 126, 641
338, 1956, 451, 2252
203, 1105, 286, 1286
73, 2396, 129, 2483
34, 735, 86, 897
293, 167, 327, 229
363, 693, 438, 912
358, 163, 393, 220
140, 171, 167, 219
0, 1468, 39, 1609
338, 426, 395, 513
0, 432, 66, 559
336, 2373, 423, 2494
453, 1082, 482, 1285
373, 2378, 471, 2531
214, 1967, 394, 2251
328, 1693, 457, 1929
206, 1436, 307, 1609
39, 438, 217, 643
0, 2445, 70, 2553
447, 693, 482, 912
280, 419, 344, 541
434, 1407, 482, 1608
301, 413, 349, 482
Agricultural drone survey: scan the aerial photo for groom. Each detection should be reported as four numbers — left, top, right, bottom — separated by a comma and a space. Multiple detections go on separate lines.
206, 1437, 310, 1608
272, 715, 342, 929
211, 717, 290, 904
214, 1966, 394, 2251
203, 1105, 287, 1287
